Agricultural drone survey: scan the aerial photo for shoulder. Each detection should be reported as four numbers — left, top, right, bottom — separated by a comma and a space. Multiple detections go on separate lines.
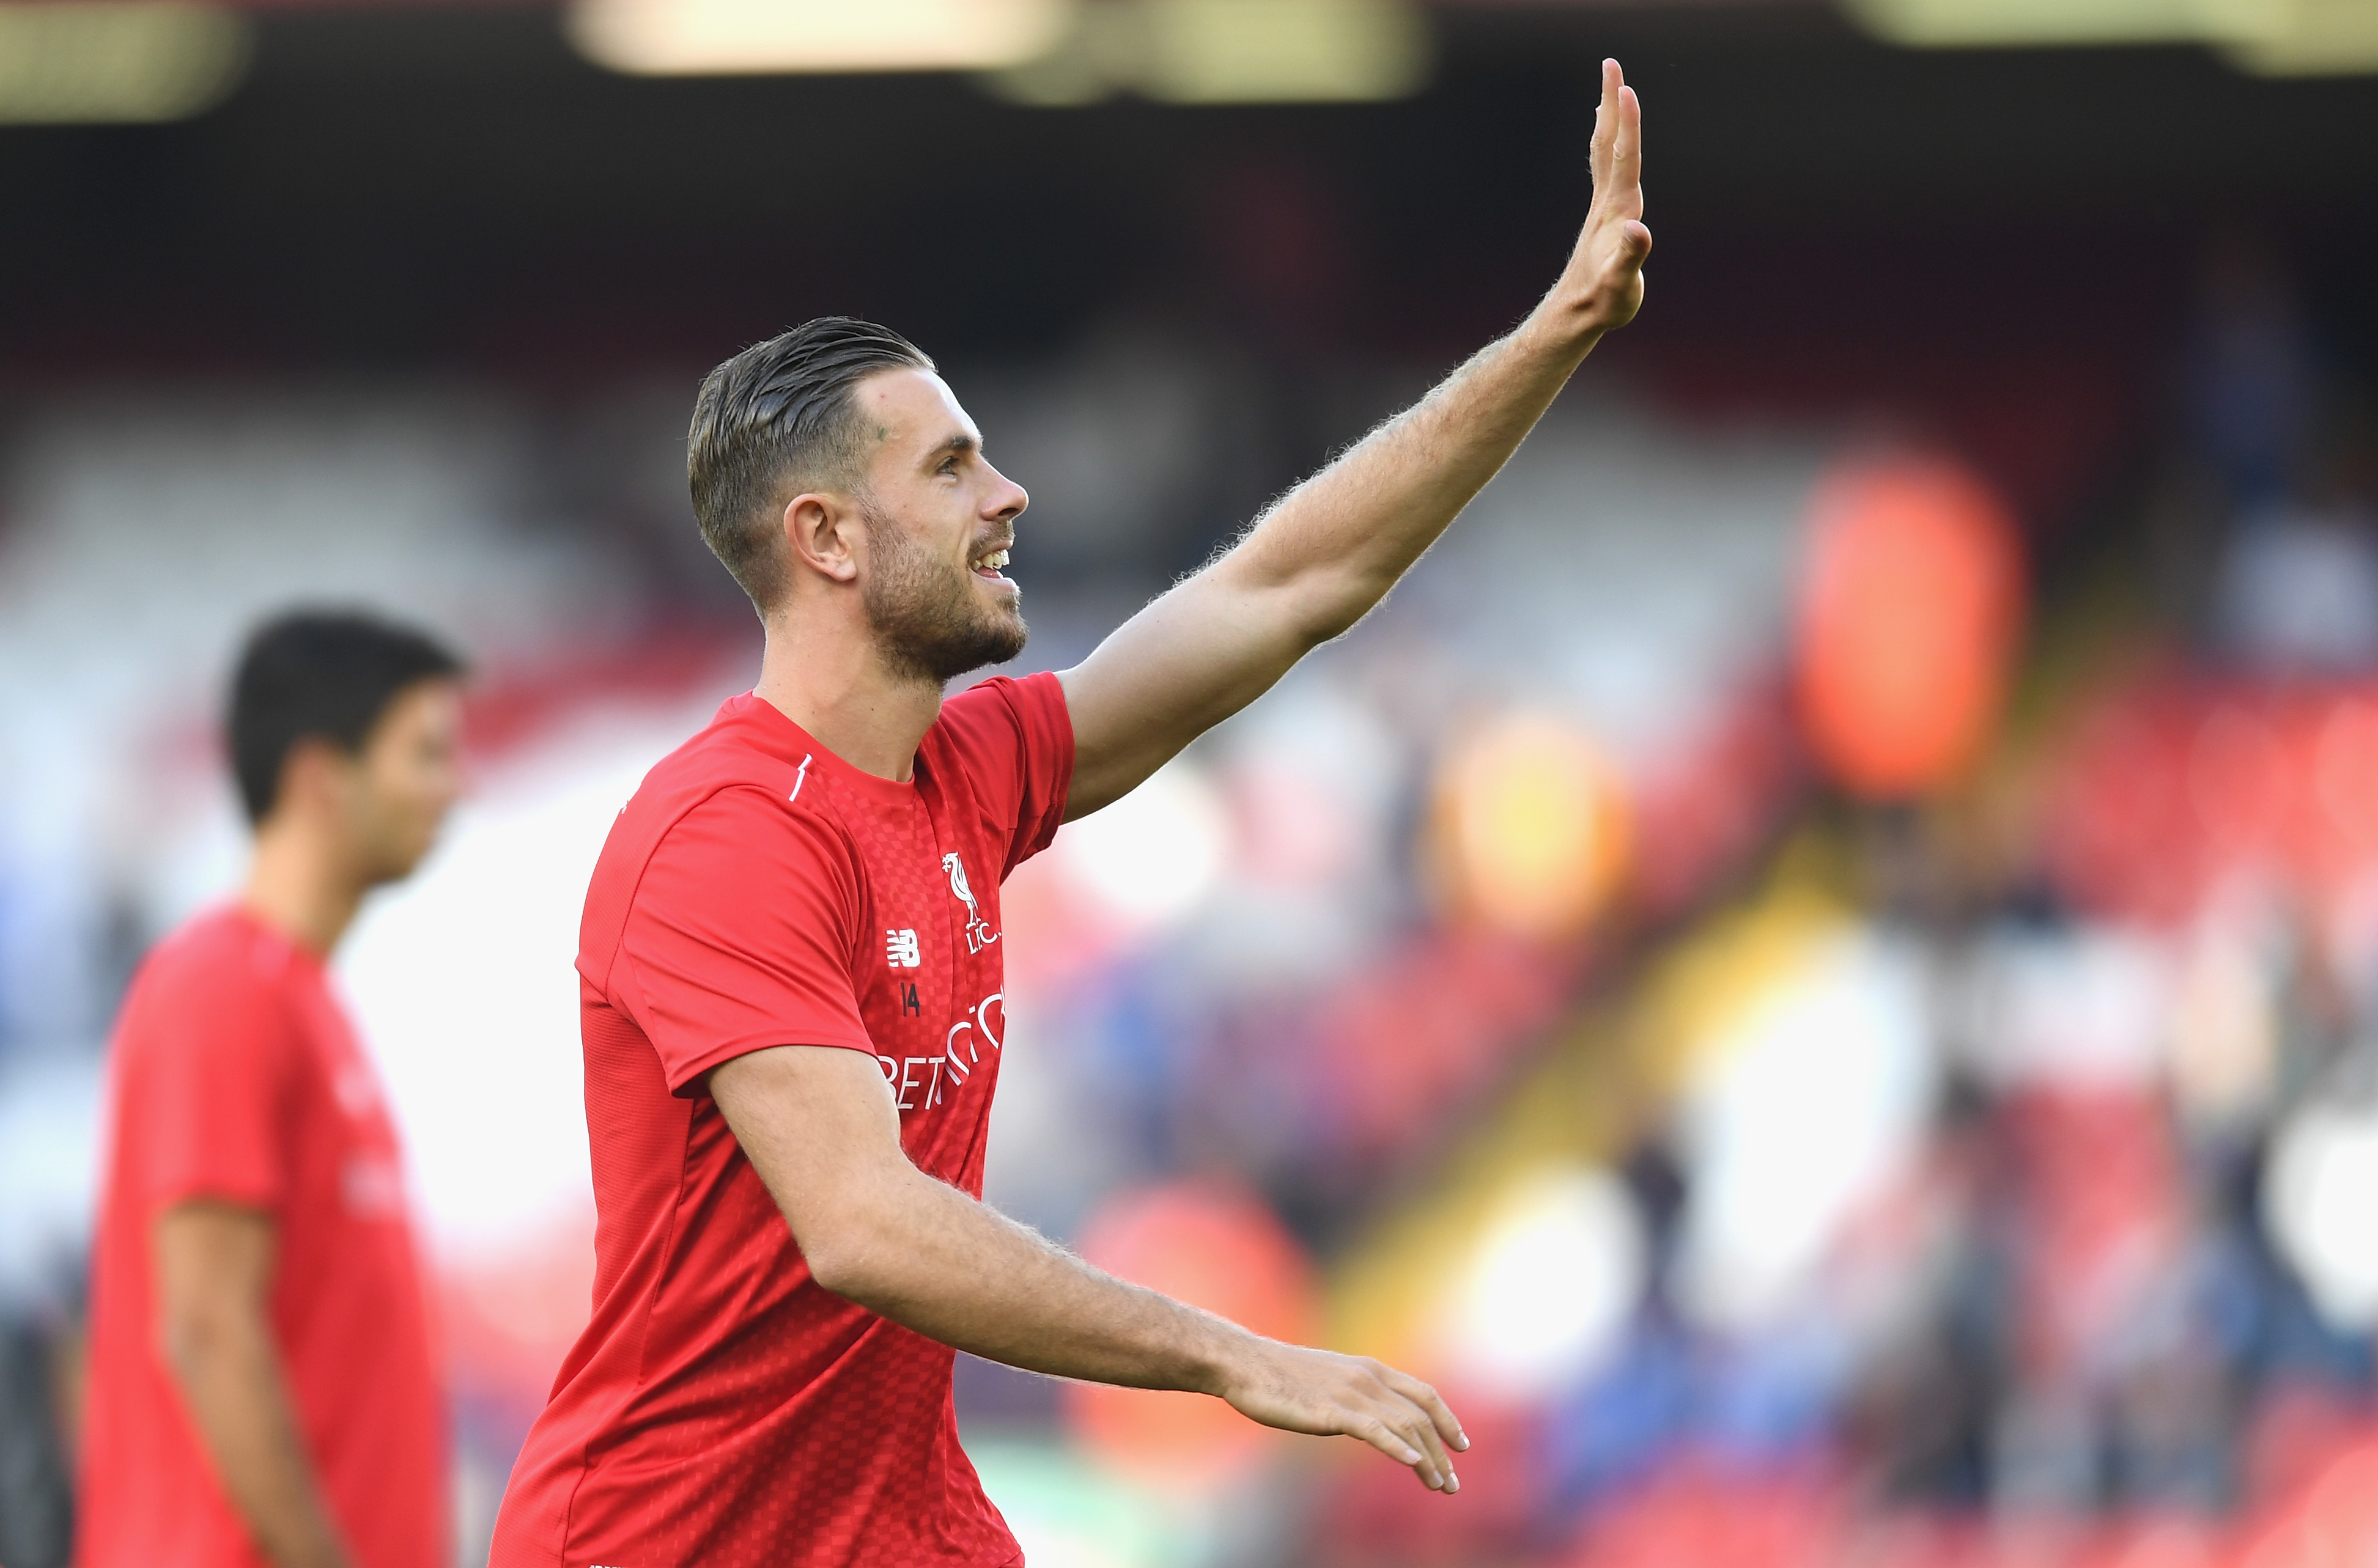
597, 699, 855, 888
131, 908, 301, 1006
582, 701, 858, 978
932, 670, 1071, 753
633, 698, 807, 809
926, 671, 1076, 877
113, 910, 304, 1072
926, 671, 1075, 797
652, 781, 859, 888
604, 783, 871, 1020
585, 754, 864, 989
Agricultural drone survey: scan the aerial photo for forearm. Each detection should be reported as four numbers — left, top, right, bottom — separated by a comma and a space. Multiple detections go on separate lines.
716, 1046, 1253, 1389
818, 1168, 1249, 1392
1055, 310, 1606, 808
715, 1045, 1465, 1489
1228, 310, 1600, 640
166, 1317, 350, 1568
818, 1158, 1466, 1494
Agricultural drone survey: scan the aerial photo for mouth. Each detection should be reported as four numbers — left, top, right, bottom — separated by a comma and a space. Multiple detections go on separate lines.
970, 545, 1012, 581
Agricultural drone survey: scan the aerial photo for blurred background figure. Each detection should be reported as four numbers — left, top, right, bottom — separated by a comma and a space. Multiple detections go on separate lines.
75, 614, 462, 1568
1, 2, 2376, 1566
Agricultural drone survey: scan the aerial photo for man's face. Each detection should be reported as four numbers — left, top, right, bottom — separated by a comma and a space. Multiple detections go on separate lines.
338, 678, 465, 886
847, 368, 1030, 684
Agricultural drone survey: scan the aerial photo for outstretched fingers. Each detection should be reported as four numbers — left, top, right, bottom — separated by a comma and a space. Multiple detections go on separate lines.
1350, 1413, 1430, 1479
1349, 1402, 1457, 1492
1406, 1397, 1457, 1492
1383, 1365, 1469, 1454
1587, 62, 1644, 242
1339, 1364, 1463, 1492
1611, 81, 1644, 212
1580, 59, 1649, 327
1221, 1342, 1471, 1495
1589, 58, 1620, 195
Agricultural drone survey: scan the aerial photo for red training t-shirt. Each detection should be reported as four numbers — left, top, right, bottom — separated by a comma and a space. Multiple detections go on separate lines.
490, 672, 1073, 1568
76, 906, 446, 1568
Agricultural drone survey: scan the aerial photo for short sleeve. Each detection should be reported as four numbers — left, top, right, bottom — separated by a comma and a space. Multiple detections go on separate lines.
128, 953, 301, 1215
937, 671, 1076, 880
616, 786, 877, 1095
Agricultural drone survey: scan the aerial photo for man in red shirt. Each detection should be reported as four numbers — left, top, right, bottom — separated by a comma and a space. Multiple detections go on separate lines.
78, 611, 465, 1568
493, 61, 1649, 1568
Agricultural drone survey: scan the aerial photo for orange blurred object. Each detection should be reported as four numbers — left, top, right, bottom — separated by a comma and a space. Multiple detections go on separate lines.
1063, 1182, 1318, 1489
1430, 712, 1631, 941
1795, 455, 2026, 799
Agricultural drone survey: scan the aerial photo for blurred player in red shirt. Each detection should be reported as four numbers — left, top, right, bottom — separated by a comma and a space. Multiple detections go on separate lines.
78, 611, 465, 1568
493, 58, 1649, 1568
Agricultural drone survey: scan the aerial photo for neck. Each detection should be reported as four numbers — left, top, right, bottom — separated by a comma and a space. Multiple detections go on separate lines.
751, 609, 942, 782
242, 816, 367, 959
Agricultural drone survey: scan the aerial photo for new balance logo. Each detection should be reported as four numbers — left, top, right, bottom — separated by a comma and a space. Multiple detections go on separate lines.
886, 929, 921, 968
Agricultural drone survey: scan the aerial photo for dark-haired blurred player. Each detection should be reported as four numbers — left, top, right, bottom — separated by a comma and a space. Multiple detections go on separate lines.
77, 611, 465, 1568
493, 59, 1649, 1568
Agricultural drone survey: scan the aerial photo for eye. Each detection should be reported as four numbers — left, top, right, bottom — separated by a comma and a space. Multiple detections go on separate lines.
938, 457, 958, 476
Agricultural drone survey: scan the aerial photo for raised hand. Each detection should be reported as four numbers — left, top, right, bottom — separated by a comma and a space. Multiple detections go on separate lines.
1550, 57, 1652, 337
1217, 1339, 1470, 1493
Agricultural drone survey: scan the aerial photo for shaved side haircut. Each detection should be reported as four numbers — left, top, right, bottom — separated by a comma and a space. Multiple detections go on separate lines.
688, 317, 936, 613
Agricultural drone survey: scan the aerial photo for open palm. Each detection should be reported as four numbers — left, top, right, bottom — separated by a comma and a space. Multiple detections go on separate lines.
1558, 58, 1652, 334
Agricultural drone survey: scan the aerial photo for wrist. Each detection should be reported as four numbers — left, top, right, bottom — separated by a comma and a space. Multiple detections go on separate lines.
1177, 1309, 1257, 1401
1516, 302, 1604, 369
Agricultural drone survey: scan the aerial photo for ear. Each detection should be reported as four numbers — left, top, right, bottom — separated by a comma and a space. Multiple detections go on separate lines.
268, 736, 354, 825
783, 491, 862, 586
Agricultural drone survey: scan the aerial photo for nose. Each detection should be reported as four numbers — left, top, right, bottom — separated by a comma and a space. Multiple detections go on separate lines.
983, 460, 1027, 523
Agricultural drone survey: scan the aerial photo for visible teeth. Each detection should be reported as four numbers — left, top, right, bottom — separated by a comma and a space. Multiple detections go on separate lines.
979, 550, 1010, 570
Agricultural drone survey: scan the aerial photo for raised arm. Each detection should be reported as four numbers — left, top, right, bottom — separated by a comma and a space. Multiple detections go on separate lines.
1058, 59, 1649, 819
709, 1044, 1468, 1492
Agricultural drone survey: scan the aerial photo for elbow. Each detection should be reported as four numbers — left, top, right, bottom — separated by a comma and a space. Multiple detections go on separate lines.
156, 1301, 237, 1388
797, 1206, 893, 1305
800, 1236, 862, 1299
1280, 567, 1388, 650
1290, 595, 1372, 651
1211, 550, 1365, 652
1298, 603, 1367, 647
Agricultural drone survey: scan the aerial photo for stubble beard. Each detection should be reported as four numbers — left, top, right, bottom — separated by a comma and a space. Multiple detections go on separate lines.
860, 499, 1029, 686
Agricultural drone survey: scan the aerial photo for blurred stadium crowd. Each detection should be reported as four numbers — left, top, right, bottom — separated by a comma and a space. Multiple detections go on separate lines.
4, 4, 2378, 1567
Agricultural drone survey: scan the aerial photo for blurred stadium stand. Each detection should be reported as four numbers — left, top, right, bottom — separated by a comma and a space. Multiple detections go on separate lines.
4, 2, 2378, 1566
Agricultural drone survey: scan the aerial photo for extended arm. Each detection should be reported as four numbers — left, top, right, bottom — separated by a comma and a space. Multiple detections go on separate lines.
154, 1202, 352, 1568
1058, 60, 1650, 818
709, 1044, 1468, 1490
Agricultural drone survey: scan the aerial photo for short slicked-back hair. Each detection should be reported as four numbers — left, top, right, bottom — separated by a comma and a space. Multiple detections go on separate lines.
228, 608, 466, 825
688, 317, 935, 611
